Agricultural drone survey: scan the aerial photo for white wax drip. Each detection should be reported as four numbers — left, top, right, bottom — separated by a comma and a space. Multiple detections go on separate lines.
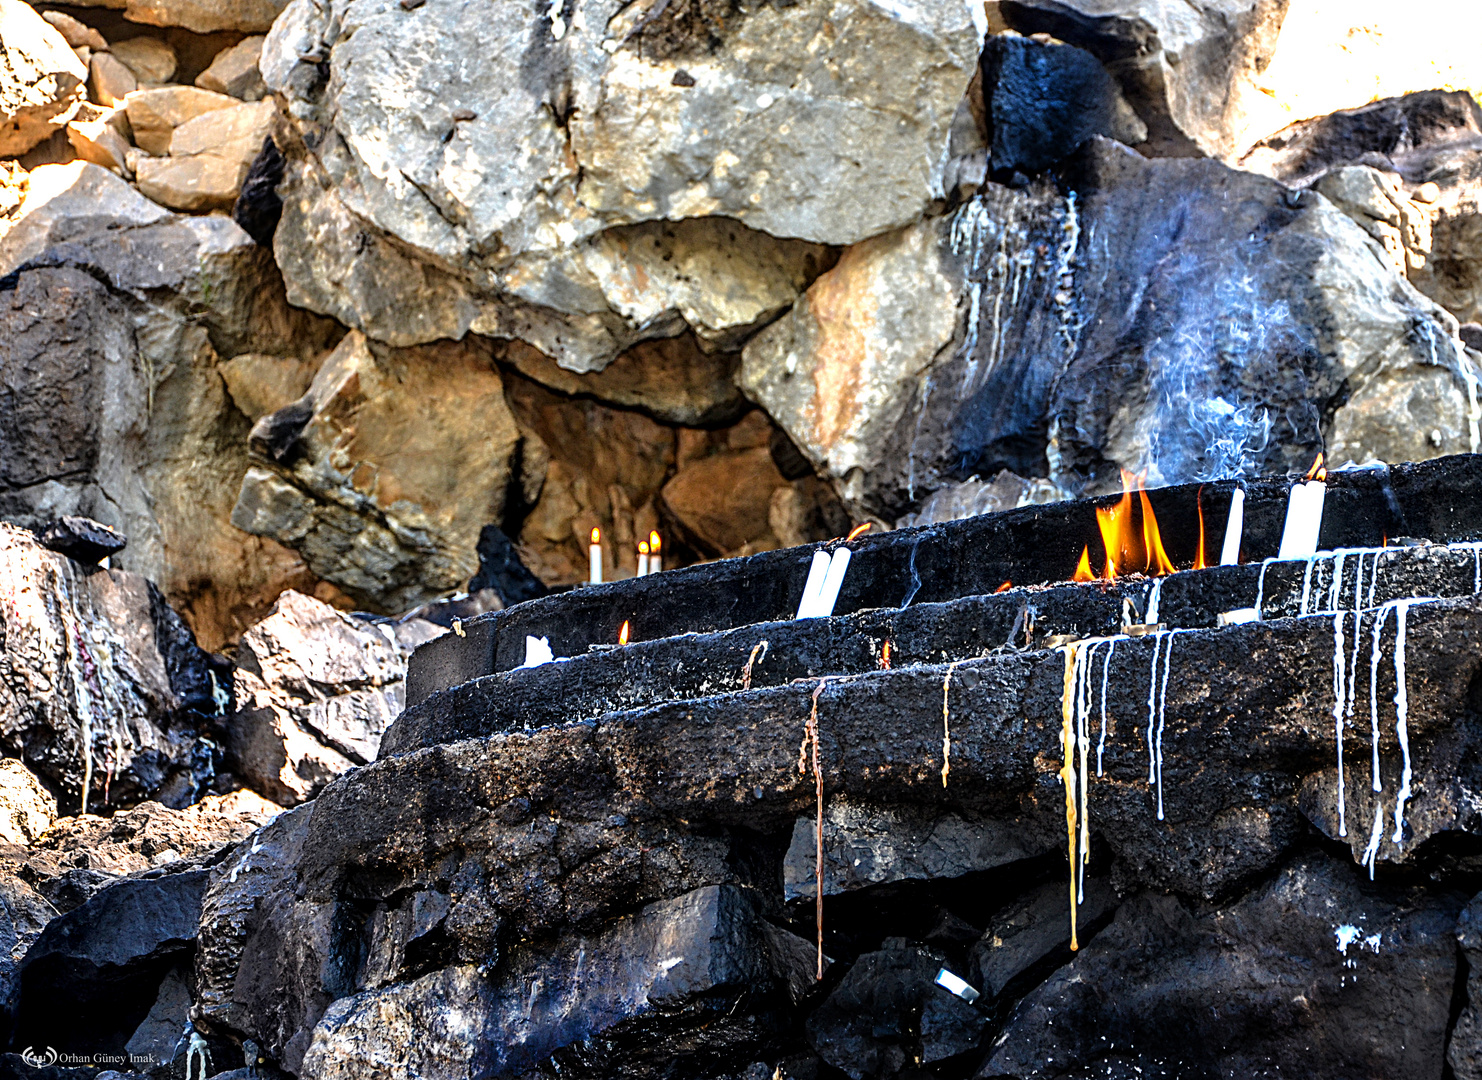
1369, 603, 1392, 795
1254, 557, 1279, 619
1146, 631, 1162, 787
1097, 638, 1117, 777
1155, 631, 1179, 822
1392, 600, 1413, 844
1360, 802, 1385, 880
1332, 610, 1347, 837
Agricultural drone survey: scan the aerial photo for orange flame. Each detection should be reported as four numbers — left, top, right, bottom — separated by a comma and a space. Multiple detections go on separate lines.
995, 581, 1012, 593
638, 541, 649, 556
846, 522, 871, 542
590, 527, 601, 545
1089, 470, 1175, 580
880, 641, 891, 669
618, 620, 630, 646
1305, 452, 1327, 482
1073, 546, 1094, 582
649, 531, 662, 554
1193, 487, 1208, 571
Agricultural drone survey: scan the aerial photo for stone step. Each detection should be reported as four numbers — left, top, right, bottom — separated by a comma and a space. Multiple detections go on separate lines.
385, 541, 1482, 755
406, 454, 1482, 706
200, 594, 1482, 1073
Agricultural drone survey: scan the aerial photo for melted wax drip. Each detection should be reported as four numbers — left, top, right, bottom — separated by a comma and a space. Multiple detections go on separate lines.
1059, 645, 1080, 951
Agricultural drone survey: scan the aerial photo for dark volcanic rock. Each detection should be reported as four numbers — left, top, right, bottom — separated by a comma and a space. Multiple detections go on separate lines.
16, 868, 208, 1056
466, 524, 547, 608
298, 885, 816, 1078
233, 137, 286, 248
1241, 89, 1482, 187
1450, 890, 1482, 1079
980, 35, 1145, 178
0, 876, 57, 1044
36, 516, 125, 566
807, 938, 985, 1077
979, 853, 1464, 1080
970, 877, 1116, 1000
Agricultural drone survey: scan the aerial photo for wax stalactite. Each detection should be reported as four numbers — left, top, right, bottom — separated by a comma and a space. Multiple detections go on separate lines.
741, 639, 768, 690
799, 679, 828, 980
589, 527, 602, 584
1060, 644, 1080, 951
941, 660, 964, 788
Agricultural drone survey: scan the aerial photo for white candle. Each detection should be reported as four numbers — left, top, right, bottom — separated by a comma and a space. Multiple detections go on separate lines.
813, 547, 852, 618
637, 541, 649, 577
1277, 480, 1327, 559
589, 527, 602, 584
1219, 487, 1245, 566
649, 531, 662, 573
796, 550, 831, 618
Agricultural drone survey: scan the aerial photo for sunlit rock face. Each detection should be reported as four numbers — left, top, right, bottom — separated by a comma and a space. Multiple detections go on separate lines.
744, 138, 1479, 522
259, 0, 981, 368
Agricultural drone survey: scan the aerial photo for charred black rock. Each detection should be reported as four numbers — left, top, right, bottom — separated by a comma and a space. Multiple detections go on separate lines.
467, 525, 547, 608
232, 138, 286, 248
36, 516, 125, 567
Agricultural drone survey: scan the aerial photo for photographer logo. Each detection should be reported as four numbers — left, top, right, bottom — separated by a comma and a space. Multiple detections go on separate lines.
20, 1047, 58, 1068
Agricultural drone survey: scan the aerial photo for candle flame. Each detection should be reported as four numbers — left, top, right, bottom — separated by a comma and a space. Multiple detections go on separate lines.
1088, 470, 1174, 580
1073, 546, 1095, 582
638, 541, 649, 555
618, 620, 629, 646
1193, 486, 1208, 571
591, 527, 601, 544
1305, 452, 1327, 482
846, 522, 871, 542
995, 581, 1012, 593
880, 640, 891, 669
649, 530, 661, 553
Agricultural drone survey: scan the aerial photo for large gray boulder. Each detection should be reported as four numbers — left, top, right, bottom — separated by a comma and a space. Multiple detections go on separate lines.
259, 0, 979, 368
0, 525, 223, 811
0, 161, 340, 649
742, 138, 1481, 519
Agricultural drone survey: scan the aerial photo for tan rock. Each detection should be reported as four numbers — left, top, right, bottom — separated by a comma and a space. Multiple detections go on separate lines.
66, 108, 132, 175
0, 0, 88, 157
73, 45, 92, 68
0, 760, 57, 846
88, 50, 137, 106
124, 84, 238, 154
121, 0, 289, 34
1316, 166, 1433, 277
110, 35, 177, 85
661, 447, 787, 558
500, 334, 747, 428
232, 332, 525, 612
135, 98, 276, 211
41, 11, 107, 51
0, 160, 26, 221
220, 352, 320, 422
195, 36, 266, 101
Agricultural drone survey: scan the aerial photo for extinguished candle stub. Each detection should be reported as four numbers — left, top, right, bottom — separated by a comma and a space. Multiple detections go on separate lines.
796, 550, 831, 618
934, 968, 980, 1004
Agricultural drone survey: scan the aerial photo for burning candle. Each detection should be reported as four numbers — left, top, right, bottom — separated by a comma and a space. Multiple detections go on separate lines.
1219, 487, 1245, 566
1278, 455, 1327, 559
649, 531, 662, 573
796, 549, 831, 618
589, 527, 602, 584
636, 541, 650, 577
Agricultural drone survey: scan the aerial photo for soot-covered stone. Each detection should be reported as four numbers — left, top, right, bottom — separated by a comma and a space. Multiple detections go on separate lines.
232, 136, 285, 247
467, 524, 547, 608
36, 515, 125, 566
979, 853, 1464, 1080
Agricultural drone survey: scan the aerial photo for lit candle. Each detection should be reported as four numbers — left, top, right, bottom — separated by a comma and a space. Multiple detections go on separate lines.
1219, 487, 1245, 566
637, 541, 650, 577
589, 527, 602, 584
796, 549, 831, 618
649, 531, 662, 573
1278, 455, 1327, 559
